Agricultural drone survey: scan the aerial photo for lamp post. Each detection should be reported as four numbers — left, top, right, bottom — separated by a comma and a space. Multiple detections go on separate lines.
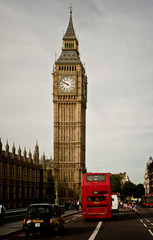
54, 179, 59, 205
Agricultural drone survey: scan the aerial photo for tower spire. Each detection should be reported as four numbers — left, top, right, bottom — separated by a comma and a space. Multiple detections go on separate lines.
70, 2, 72, 14
56, 5, 80, 64
63, 4, 76, 40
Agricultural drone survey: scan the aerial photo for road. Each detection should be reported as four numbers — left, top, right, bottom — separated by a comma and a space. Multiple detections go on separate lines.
6, 206, 153, 240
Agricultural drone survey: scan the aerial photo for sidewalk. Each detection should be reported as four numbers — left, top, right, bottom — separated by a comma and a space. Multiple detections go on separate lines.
0, 209, 82, 239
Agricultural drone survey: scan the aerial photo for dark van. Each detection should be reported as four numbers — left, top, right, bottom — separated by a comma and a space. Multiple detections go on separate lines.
23, 203, 64, 237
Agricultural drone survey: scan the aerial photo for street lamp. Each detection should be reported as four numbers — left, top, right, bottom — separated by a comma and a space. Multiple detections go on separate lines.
54, 179, 59, 205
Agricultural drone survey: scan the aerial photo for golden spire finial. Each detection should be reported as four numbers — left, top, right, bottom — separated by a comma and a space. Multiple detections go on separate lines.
70, 2, 72, 14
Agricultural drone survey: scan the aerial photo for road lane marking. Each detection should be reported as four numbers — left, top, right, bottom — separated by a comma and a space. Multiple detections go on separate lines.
88, 221, 102, 240
140, 218, 153, 236
148, 229, 153, 236
65, 220, 69, 223
142, 219, 149, 223
72, 217, 77, 220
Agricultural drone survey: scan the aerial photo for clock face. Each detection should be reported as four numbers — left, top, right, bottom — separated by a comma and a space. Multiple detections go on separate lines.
59, 76, 75, 92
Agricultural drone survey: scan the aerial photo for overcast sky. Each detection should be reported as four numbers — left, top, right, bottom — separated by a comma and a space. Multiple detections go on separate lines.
0, 0, 153, 184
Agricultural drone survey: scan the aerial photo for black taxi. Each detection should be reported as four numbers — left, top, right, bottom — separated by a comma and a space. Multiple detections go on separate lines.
23, 203, 64, 237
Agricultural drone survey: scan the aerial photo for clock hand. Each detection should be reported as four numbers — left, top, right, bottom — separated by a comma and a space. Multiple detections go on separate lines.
61, 80, 69, 86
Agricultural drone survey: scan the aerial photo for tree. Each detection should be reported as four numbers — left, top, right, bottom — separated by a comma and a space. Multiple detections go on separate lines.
121, 181, 136, 196
134, 184, 145, 198
110, 174, 122, 193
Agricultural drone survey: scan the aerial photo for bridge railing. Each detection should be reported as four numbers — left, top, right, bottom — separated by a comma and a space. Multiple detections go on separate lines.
4, 205, 66, 222
4, 208, 27, 222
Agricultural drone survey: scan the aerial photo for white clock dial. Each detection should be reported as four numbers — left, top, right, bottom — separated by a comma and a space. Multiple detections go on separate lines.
59, 77, 75, 92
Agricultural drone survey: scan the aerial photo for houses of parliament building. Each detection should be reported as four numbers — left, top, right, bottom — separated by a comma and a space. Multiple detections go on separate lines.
0, 6, 87, 208
0, 140, 55, 208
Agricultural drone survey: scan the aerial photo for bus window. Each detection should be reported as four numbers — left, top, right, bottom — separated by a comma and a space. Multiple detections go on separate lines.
87, 196, 106, 201
86, 174, 106, 182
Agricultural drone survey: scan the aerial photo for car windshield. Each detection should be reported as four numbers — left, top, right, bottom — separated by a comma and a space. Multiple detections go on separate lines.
27, 206, 52, 218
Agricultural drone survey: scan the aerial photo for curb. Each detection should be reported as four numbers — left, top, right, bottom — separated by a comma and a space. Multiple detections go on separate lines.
1, 229, 23, 240
64, 210, 82, 218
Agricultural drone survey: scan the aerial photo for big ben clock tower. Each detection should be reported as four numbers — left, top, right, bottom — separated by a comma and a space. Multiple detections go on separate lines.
53, 5, 87, 202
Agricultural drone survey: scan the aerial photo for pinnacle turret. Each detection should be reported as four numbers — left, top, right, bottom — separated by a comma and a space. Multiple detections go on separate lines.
5, 141, 9, 157
12, 143, 16, 158
18, 145, 21, 160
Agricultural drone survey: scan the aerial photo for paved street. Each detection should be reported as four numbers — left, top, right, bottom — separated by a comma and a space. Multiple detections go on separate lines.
3, 206, 153, 240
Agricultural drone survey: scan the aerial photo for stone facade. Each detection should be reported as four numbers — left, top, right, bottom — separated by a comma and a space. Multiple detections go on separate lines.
52, 7, 87, 202
144, 164, 150, 195
145, 156, 153, 194
0, 139, 55, 209
119, 172, 130, 184
110, 172, 130, 185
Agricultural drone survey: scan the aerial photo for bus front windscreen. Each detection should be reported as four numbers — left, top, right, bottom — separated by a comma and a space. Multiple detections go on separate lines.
86, 175, 106, 182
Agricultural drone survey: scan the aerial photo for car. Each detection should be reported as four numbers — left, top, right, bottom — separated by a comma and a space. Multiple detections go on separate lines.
23, 203, 64, 237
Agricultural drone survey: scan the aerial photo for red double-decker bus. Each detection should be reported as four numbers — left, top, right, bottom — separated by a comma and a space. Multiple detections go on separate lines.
141, 194, 153, 207
82, 173, 111, 219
